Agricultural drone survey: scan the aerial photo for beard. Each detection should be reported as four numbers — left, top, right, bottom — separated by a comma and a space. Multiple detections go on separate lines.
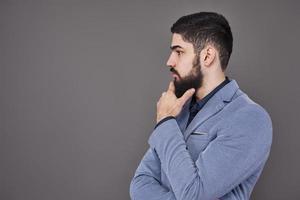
172, 54, 203, 98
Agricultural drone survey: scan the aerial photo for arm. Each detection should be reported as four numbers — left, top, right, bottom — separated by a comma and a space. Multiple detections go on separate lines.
148, 105, 273, 200
130, 147, 176, 200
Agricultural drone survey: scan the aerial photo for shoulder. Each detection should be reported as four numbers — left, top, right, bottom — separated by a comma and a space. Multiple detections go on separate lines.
228, 89, 272, 125
220, 90, 273, 144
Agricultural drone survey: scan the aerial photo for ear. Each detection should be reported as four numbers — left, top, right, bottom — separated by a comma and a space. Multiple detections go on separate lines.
201, 45, 216, 67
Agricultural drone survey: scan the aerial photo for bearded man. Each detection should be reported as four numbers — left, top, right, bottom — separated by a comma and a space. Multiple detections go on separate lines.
130, 12, 272, 200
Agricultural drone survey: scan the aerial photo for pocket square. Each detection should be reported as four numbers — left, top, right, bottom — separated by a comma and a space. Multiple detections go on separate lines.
191, 131, 208, 135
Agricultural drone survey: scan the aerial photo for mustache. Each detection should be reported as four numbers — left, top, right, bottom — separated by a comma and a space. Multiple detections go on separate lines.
170, 68, 180, 77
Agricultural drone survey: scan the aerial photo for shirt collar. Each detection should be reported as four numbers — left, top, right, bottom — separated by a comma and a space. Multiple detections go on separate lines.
189, 76, 230, 111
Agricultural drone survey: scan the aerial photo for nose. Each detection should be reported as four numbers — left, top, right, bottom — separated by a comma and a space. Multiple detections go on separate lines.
166, 53, 176, 68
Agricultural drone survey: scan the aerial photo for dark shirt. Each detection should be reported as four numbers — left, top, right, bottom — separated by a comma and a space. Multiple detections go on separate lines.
154, 76, 230, 129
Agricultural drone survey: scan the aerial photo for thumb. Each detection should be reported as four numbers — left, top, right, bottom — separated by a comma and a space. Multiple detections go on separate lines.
178, 88, 195, 105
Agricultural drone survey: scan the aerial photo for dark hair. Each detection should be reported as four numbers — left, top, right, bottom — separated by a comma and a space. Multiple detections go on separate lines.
171, 12, 233, 71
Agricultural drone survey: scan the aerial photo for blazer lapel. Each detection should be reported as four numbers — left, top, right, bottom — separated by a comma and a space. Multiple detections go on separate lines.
183, 79, 240, 140
175, 97, 192, 133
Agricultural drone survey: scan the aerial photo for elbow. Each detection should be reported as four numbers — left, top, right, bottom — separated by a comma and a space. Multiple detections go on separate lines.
129, 175, 145, 200
129, 177, 138, 200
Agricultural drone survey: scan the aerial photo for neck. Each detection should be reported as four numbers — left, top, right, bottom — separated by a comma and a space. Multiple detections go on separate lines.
195, 73, 226, 101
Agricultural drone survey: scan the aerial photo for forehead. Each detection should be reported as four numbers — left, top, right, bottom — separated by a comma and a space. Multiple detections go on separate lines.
170, 33, 194, 51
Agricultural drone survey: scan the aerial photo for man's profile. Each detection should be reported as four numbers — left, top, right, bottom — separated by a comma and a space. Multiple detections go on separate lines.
130, 12, 272, 200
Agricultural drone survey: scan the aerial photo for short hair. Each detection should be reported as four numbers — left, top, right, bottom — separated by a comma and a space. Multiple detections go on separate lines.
171, 12, 233, 71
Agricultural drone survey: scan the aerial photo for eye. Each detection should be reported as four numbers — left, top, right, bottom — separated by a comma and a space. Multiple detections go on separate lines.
176, 51, 183, 56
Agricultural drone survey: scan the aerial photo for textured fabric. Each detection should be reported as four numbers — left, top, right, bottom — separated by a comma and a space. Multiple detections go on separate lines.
130, 78, 273, 200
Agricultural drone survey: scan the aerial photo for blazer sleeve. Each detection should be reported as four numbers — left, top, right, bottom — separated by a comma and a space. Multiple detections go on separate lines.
130, 147, 176, 200
148, 104, 273, 200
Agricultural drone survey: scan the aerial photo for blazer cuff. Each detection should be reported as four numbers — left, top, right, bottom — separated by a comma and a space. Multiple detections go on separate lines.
149, 118, 183, 149
154, 116, 176, 130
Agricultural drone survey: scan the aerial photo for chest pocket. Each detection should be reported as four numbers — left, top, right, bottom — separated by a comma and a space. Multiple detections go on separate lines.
186, 131, 210, 161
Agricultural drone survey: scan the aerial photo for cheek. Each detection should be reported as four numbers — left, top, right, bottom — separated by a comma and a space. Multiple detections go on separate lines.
177, 61, 193, 77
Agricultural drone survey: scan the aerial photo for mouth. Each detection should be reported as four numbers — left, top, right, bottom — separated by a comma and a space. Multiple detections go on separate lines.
172, 73, 179, 79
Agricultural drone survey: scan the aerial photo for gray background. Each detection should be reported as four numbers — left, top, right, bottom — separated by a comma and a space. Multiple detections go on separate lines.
1, 0, 299, 199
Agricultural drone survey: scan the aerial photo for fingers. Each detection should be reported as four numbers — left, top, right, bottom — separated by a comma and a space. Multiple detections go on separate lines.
167, 81, 175, 93
178, 88, 195, 105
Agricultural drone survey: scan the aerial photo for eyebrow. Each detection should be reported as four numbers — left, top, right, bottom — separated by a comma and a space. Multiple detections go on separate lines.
170, 45, 184, 50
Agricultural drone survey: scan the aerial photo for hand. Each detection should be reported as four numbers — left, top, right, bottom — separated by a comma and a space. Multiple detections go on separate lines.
156, 81, 195, 123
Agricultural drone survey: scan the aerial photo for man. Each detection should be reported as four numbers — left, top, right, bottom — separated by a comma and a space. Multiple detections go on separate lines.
130, 12, 272, 200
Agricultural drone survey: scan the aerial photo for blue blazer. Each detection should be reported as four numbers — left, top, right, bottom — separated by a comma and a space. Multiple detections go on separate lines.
130, 79, 273, 200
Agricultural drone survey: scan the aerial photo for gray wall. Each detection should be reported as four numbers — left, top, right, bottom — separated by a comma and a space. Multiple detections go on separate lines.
1, 0, 299, 199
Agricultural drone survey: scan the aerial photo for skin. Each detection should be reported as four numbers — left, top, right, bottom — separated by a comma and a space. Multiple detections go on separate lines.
156, 33, 227, 123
